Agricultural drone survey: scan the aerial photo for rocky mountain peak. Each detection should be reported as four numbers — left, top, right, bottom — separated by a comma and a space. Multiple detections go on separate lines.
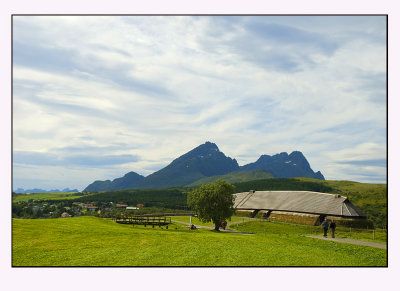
241, 150, 323, 180
83, 143, 325, 191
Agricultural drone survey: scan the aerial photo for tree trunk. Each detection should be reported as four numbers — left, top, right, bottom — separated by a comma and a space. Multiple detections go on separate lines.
214, 221, 220, 231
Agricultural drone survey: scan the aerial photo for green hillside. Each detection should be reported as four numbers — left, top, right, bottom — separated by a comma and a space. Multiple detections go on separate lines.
12, 216, 386, 266
188, 169, 274, 186
12, 191, 86, 202
233, 178, 337, 193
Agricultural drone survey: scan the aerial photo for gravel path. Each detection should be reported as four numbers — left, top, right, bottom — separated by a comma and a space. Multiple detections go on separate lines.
305, 235, 387, 249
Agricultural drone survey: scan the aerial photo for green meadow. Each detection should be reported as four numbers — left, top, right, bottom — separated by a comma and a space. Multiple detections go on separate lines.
12, 216, 387, 267
230, 220, 387, 243
12, 192, 86, 202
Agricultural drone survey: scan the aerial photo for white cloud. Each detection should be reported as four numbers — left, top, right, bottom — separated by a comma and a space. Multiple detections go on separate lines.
325, 142, 386, 162
12, 15, 387, 190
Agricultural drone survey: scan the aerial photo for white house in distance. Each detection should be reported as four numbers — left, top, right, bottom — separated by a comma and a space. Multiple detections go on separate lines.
126, 207, 140, 210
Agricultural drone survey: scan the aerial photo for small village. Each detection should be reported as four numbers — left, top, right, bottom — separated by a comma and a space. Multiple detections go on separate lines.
12, 199, 144, 219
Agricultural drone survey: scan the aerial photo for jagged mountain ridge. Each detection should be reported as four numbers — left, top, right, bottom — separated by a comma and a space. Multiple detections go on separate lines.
133, 142, 239, 189
83, 142, 324, 191
240, 151, 325, 180
13, 188, 79, 194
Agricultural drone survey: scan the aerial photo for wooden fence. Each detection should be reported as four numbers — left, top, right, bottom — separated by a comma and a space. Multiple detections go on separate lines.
113, 213, 197, 228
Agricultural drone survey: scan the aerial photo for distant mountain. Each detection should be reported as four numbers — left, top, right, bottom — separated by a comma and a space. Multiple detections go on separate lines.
188, 169, 275, 187
84, 171, 145, 192
240, 151, 324, 180
83, 142, 325, 191
84, 142, 239, 191
134, 142, 240, 189
13, 188, 79, 194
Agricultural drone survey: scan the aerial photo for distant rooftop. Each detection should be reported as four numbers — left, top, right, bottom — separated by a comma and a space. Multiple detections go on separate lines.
233, 191, 365, 217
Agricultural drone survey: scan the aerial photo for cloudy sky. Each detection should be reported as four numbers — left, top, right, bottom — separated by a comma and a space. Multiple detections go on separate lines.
12, 15, 387, 191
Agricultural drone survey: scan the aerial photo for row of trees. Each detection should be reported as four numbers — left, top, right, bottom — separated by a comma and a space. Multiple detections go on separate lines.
233, 178, 337, 193
79, 188, 188, 209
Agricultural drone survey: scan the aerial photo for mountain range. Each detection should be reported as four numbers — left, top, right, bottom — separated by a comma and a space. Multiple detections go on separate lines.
13, 188, 79, 194
84, 142, 324, 191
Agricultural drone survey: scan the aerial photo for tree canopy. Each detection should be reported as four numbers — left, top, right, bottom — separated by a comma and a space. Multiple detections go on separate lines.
187, 180, 235, 230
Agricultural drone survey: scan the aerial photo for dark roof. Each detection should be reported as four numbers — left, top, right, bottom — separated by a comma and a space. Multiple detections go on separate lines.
233, 191, 365, 217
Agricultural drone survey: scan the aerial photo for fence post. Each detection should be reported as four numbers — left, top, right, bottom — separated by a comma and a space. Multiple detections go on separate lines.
373, 230, 375, 240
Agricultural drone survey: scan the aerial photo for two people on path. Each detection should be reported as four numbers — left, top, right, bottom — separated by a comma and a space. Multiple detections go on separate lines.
322, 218, 336, 238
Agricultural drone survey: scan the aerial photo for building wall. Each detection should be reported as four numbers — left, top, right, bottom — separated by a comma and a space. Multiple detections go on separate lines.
234, 209, 372, 228
268, 211, 320, 225
235, 210, 254, 217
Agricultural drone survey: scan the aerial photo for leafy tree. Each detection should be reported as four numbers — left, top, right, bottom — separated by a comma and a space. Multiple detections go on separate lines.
187, 180, 235, 231
24, 206, 33, 217
32, 209, 43, 219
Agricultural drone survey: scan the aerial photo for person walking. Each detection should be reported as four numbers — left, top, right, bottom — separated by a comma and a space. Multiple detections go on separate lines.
321, 218, 329, 238
330, 220, 337, 238
221, 221, 227, 230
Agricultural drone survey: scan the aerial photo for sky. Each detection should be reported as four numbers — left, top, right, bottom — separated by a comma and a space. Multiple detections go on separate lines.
12, 15, 387, 191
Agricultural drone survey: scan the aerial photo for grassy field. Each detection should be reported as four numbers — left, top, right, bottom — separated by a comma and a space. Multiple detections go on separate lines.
12, 216, 387, 266
12, 192, 86, 202
229, 219, 387, 243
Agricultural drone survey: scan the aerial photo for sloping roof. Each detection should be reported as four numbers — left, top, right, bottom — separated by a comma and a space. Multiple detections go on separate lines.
233, 191, 365, 217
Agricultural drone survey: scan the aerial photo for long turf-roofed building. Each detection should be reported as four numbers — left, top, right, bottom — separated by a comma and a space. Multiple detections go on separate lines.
233, 190, 368, 226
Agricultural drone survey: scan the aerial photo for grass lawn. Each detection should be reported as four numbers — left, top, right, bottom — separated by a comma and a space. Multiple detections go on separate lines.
231, 220, 387, 243
12, 216, 387, 267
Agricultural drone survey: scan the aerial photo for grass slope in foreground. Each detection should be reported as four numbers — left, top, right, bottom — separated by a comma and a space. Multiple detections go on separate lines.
13, 216, 386, 266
